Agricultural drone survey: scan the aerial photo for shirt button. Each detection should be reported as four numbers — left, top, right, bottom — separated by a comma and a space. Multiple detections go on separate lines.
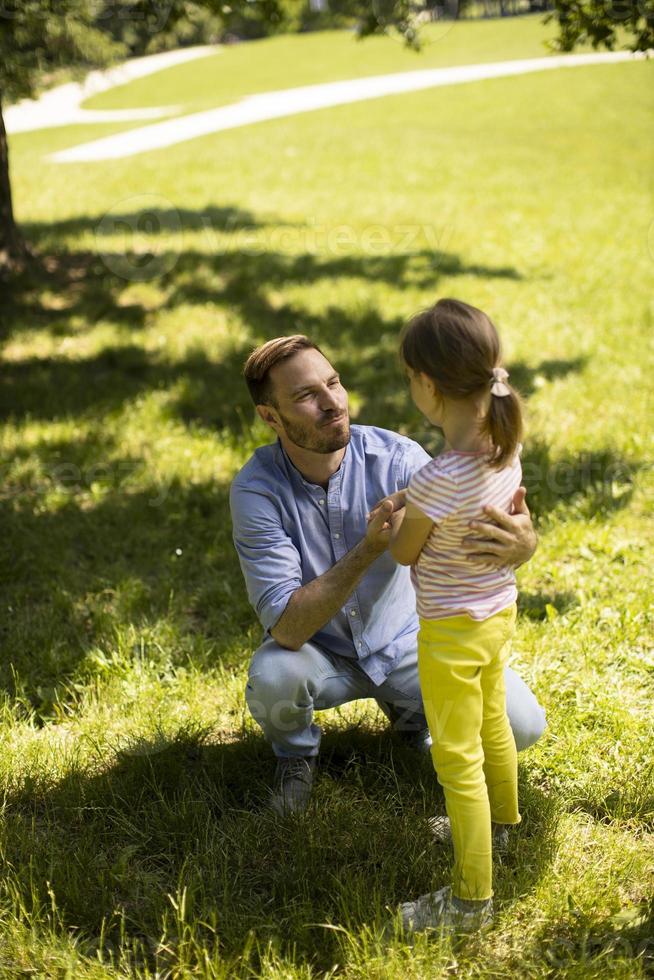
319, 499, 326, 506
334, 532, 340, 539
350, 609, 357, 617
358, 642, 363, 649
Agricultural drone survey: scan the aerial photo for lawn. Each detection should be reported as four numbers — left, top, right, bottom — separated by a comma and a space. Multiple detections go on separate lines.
1, 15, 653, 979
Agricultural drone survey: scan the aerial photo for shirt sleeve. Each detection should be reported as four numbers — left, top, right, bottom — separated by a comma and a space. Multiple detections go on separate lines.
406, 462, 460, 524
229, 480, 302, 632
394, 438, 432, 488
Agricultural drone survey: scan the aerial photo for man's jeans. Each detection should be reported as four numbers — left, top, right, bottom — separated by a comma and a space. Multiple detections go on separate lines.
245, 638, 547, 758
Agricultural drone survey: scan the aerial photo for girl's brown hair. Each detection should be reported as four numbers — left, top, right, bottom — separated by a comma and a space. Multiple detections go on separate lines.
400, 298, 523, 468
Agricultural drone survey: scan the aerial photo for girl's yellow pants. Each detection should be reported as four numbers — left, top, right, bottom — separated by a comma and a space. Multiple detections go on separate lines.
418, 604, 521, 901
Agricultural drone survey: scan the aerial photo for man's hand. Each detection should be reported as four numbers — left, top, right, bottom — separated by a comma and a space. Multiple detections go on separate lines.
462, 487, 537, 569
271, 498, 398, 650
367, 489, 407, 525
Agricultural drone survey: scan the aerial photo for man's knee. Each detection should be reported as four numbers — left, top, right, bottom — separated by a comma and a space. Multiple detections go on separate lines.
246, 640, 316, 703
504, 666, 547, 752
513, 703, 547, 752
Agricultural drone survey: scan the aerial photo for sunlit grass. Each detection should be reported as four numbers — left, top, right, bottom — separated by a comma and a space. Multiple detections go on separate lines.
2, 17, 653, 979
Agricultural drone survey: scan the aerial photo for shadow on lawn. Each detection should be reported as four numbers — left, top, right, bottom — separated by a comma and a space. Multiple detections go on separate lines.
0, 467, 254, 712
1, 203, 524, 432
0, 213, 640, 712
524, 903, 654, 975
517, 589, 579, 621
30, 205, 273, 241
520, 439, 638, 522
1, 725, 559, 974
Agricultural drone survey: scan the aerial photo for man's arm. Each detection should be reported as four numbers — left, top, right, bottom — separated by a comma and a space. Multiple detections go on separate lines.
462, 487, 537, 568
271, 500, 394, 651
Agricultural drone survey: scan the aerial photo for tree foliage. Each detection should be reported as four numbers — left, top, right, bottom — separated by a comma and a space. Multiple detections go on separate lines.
353, 0, 654, 50
0, 1, 122, 104
0, 0, 287, 271
545, 0, 654, 52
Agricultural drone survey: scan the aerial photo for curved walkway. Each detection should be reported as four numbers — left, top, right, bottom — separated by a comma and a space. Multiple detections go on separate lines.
5, 46, 218, 135
48, 50, 644, 164
9, 47, 644, 162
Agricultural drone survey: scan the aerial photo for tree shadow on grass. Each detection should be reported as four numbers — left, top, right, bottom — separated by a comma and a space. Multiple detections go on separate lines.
509, 356, 589, 399
0, 311, 586, 444
29, 205, 274, 241
523, 904, 654, 976
0, 464, 256, 713
0, 210, 639, 721
1, 205, 289, 342
521, 440, 638, 524
0, 724, 558, 976
518, 589, 579, 621
0, 239, 522, 432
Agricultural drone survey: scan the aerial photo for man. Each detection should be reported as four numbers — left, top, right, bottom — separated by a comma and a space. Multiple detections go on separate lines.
230, 335, 546, 814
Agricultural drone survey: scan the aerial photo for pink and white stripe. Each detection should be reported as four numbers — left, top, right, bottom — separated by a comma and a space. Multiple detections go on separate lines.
406, 449, 521, 621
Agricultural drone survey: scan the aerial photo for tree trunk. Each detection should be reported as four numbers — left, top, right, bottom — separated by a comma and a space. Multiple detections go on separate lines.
0, 98, 29, 276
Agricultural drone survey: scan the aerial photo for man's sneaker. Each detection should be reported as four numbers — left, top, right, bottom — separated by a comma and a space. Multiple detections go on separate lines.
429, 815, 510, 857
270, 756, 316, 816
399, 885, 493, 936
376, 700, 432, 754
401, 727, 433, 754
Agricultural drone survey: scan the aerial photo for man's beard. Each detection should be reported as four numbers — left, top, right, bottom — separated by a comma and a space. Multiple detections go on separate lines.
278, 410, 351, 454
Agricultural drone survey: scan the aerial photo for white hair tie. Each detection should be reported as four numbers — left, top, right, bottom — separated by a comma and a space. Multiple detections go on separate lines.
490, 367, 511, 397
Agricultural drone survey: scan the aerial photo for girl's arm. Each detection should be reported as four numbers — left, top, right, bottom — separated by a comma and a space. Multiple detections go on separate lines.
389, 501, 433, 566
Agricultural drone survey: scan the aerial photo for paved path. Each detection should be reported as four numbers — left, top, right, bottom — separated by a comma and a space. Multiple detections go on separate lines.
48, 50, 644, 164
8, 46, 643, 161
5, 45, 218, 135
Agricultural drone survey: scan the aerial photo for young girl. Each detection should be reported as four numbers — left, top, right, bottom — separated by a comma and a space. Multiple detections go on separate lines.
389, 297, 523, 935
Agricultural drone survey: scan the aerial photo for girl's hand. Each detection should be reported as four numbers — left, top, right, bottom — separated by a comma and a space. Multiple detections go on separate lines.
363, 499, 395, 555
367, 489, 407, 526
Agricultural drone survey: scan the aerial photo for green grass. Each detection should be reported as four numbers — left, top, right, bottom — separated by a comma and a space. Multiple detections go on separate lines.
2, 17, 654, 979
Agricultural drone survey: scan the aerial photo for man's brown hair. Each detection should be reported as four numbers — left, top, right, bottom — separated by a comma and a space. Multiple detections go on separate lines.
243, 335, 322, 406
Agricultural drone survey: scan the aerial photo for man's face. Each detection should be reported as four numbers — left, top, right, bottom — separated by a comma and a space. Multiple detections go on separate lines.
261, 348, 350, 454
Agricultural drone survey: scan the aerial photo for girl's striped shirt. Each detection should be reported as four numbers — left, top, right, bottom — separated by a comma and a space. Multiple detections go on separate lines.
406, 447, 522, 621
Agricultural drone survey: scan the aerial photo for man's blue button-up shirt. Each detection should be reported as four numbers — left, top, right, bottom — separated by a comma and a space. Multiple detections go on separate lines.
229, 425, 430, 685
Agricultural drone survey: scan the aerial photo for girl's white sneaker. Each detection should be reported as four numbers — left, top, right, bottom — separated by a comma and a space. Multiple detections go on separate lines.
399, 885, 493, 936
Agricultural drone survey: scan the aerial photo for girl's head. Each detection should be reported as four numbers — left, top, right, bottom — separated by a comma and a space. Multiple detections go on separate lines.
400, 298, 523, 468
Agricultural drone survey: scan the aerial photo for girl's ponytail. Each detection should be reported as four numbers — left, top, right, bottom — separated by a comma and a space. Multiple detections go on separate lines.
482, 375, 523, 469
